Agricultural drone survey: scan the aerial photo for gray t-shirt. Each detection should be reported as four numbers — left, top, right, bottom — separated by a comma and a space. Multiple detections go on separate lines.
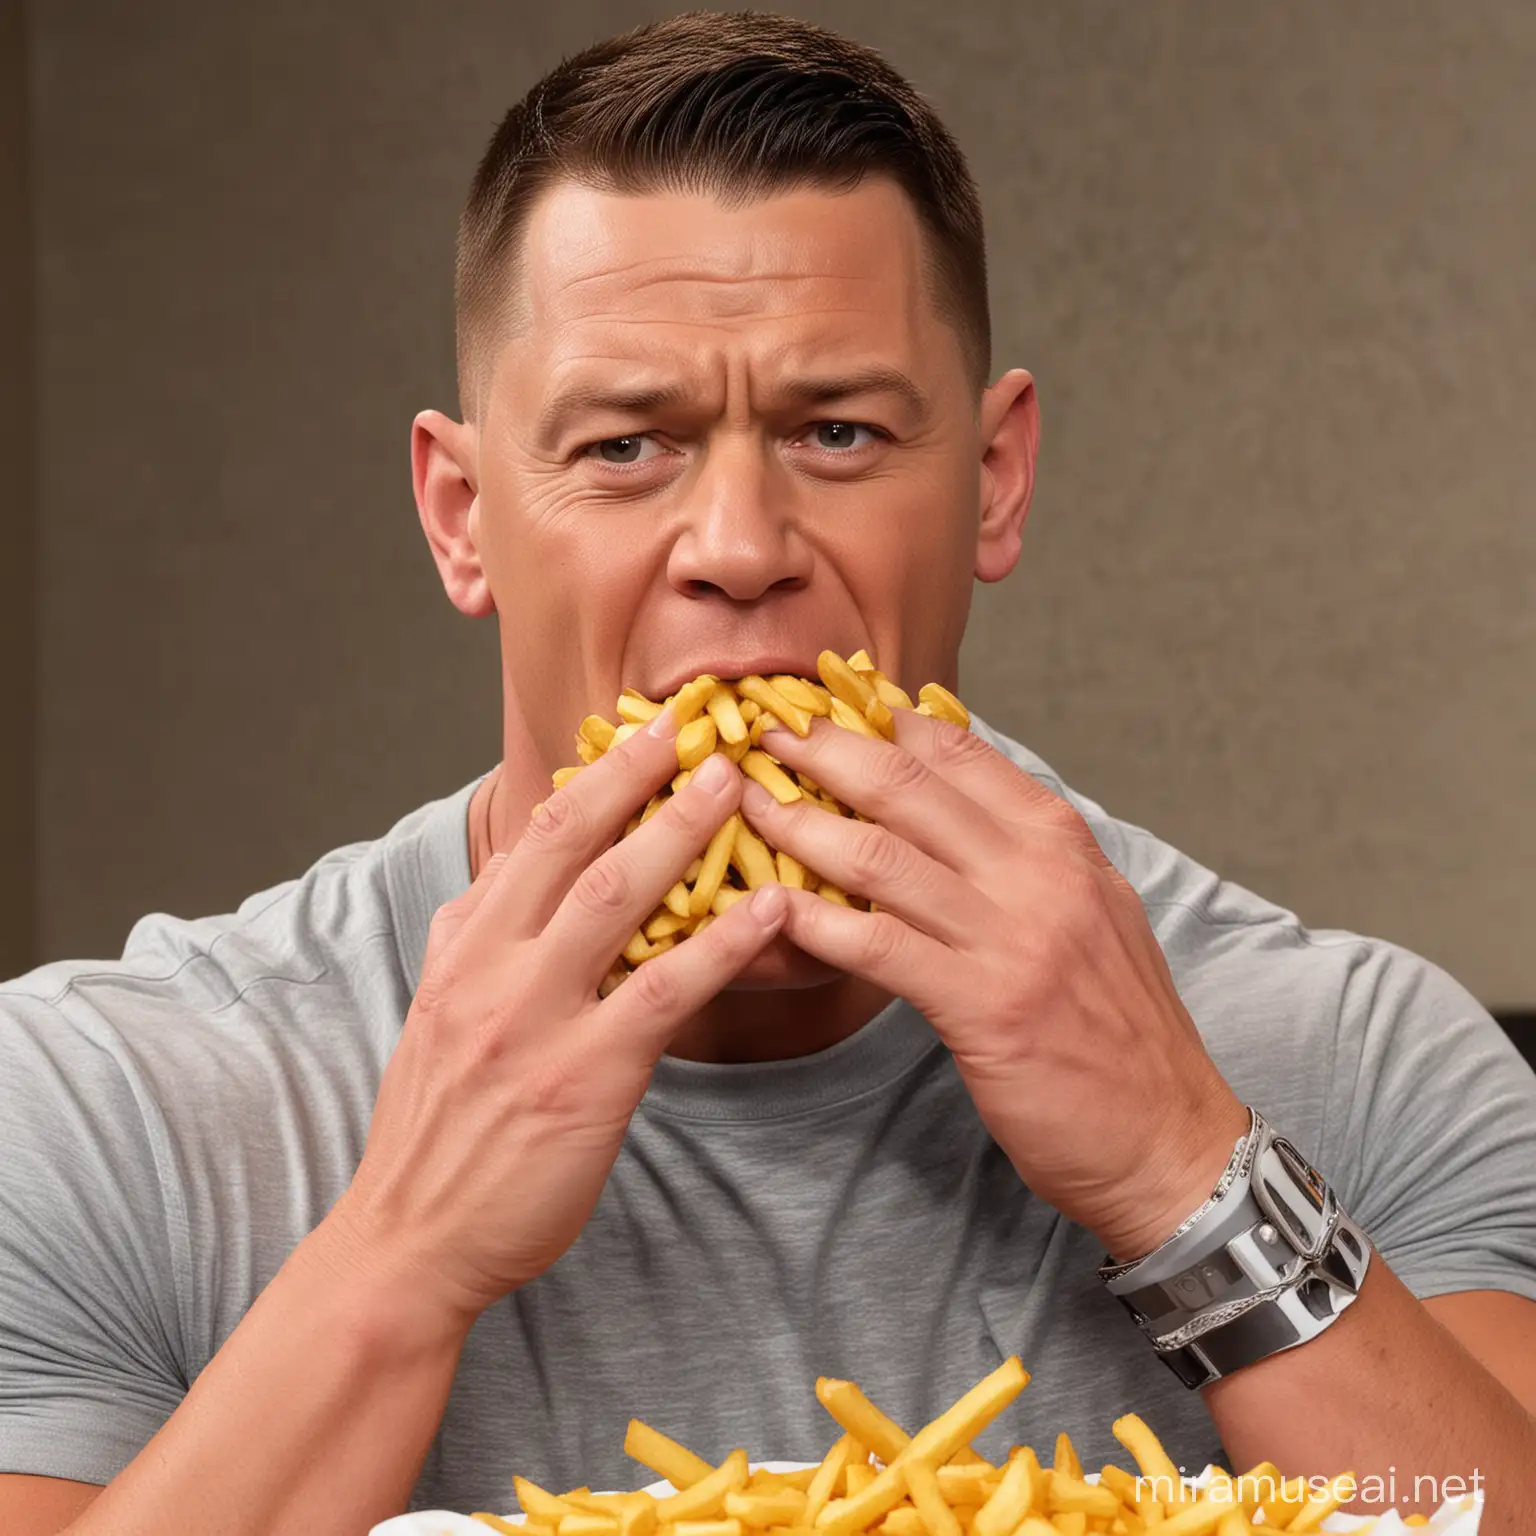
3, 717, 1535, 1513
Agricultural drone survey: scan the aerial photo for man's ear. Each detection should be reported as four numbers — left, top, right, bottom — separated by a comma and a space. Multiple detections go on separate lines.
412, 409, 495, 617
974, 369, 1040, 584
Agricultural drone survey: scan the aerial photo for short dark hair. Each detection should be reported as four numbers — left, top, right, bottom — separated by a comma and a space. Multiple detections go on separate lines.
455, 10, 989, 416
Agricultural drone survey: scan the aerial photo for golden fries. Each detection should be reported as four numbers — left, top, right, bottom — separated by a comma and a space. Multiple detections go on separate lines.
551, 652, 974, 983
501, 1359, 1380, 1536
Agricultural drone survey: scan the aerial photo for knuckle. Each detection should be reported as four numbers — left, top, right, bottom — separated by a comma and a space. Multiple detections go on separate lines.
624, 955, 683, 1015
933, 720, 991, 765
572, 856, 633, 917
524, 789, 591, 849
864, 745, 929, 798
860, 911, 906, 970
844, 825, 908, 890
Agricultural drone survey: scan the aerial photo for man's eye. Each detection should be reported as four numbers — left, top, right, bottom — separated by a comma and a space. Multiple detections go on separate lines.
585, 435, 661, 465
811, 421, 877, 451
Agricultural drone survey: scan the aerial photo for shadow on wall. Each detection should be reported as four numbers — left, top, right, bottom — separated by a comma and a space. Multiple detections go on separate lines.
1495, 1014, 1536, 1070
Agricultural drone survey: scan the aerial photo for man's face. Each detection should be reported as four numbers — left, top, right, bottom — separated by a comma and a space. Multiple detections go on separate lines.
470, 176, 1008, 773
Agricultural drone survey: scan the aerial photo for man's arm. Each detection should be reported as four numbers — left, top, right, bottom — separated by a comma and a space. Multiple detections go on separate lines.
18, 1217, 471, 1536
1206, 1264, 1536, 1523
1423, 1289, 1536, 1409
0, 719, 786, 1535
0, 1476, 101, 1532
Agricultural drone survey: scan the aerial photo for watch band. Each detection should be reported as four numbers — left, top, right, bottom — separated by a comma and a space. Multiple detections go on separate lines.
1099, 1108, 1371, 1388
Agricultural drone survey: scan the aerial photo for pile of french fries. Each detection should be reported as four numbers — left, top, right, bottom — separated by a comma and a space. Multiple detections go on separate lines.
474, 1358, 1373, 1536
541, 650, 971, 991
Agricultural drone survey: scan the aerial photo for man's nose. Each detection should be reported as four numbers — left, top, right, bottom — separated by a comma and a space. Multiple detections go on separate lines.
664, 433, 813, 602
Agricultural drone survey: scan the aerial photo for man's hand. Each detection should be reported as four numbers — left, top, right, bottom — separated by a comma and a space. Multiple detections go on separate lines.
329, 711, 786, 1325
743, 711, 1248, 1262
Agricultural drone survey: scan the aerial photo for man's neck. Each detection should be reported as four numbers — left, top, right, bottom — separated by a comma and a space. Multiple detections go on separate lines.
466, 765, 894, 1064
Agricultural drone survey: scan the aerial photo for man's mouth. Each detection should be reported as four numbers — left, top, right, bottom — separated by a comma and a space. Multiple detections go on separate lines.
641, 653, 850, 702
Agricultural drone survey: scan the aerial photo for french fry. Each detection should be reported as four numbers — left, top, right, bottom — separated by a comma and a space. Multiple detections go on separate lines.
769, 674, 830, 715
645, 910, 690, 941
863, 694, 896, 740
816, 1359, 1029, 1536
916, 683, 969, 728
712, 884, 750, 916
656, 1451, 751, 1522
815, 1378, 910, 1465
580, 714, 618, 752
678, 715, 720, 770
737, 676, 813, 736
829, 696, 881, 738
901, 1462, 961, 1536
725, 1492, 808, 1528
626, 1419, 715, 1492
1255, 1475, 1307, 1530
934, 1467, 993, 1505
616, 690, 663, 724
1285, 1473, 1357, 1533
973, 1448, 1038, 1536
561, 1516, 620, 1536
741, 750, 803, 804
817, 651, 879, 716
844, 1466, 877, 1498
1052, 1433, 1082, 1482
516, 1478, 582, 1521
690, 814, 741, 917
669, 675, 720, 725
1047, 1474, 1117, 1519
1225, 1463, 1278, 1519
1154, 1492, 1232, 1536
845, 649, 876, 674
731, 820, 779, 890
776, 850, 806, 888
1112, 1417, 1186, 1511
805, 1433, 861, 1525
706, 685, 750, 743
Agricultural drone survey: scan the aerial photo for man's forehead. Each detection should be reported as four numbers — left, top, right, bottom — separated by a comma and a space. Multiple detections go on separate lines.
518, 179, 931, 333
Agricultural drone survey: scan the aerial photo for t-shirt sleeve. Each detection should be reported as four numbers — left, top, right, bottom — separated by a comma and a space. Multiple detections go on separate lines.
0, 991, 189, 1484
1319, 940, 1536, 1304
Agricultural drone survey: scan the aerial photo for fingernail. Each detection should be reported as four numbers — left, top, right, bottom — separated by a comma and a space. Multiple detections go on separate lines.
647, 705, 679, 739
693, 753, 731, 792
751, 884, 787, 924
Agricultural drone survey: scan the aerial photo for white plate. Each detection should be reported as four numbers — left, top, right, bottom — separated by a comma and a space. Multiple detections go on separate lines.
370, 1460, 1483, 1536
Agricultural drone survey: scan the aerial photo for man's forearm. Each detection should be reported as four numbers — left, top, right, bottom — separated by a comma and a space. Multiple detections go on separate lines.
67, 1209, 472, 1536
1204, 1260, 1536, 1533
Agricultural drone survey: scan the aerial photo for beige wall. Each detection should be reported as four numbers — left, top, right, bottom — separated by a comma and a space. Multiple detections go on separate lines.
1, 0, 34, 981
23, 2, 1536, 1007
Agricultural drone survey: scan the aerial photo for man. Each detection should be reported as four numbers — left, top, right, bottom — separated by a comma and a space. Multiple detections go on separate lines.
3, 12, 1535, 1534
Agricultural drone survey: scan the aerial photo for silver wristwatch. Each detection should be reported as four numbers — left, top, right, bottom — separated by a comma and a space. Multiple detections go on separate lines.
1098, 1107, 1372, 1388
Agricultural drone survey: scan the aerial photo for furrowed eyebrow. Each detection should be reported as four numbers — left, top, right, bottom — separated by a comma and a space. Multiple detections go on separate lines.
766, 366, 931, 420
536, 383, 694, 449
535, 365, 930, 450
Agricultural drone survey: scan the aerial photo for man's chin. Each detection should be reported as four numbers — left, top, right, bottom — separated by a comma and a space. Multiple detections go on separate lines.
721, 930, 844, 992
